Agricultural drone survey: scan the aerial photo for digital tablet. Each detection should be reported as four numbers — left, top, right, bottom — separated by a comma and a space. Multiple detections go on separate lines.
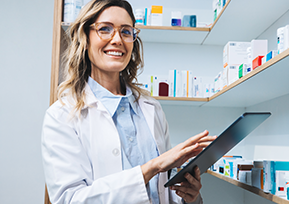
164, 112, 271, 187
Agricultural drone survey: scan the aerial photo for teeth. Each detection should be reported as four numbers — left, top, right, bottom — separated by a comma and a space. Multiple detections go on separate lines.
106, 51, 123, 56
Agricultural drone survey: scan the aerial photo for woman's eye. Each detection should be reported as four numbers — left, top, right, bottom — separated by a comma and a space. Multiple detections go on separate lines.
98, 26, 112, 33
122, 28, 132, 35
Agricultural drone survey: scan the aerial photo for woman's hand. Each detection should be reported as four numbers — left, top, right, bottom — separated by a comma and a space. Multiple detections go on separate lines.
141, 130, 216, 184
170, 166, 202, 203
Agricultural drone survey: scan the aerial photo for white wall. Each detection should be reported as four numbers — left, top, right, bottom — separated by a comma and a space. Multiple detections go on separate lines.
0, 0, 54, 203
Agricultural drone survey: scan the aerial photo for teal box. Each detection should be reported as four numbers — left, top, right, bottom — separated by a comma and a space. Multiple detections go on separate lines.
182, 15, 196, 27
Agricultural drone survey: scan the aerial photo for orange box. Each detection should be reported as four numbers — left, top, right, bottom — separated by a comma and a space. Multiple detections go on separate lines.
252, 56, 264, 70
151, 5, 163, 14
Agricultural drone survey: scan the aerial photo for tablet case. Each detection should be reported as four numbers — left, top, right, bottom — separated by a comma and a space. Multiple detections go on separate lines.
164, 112, 271, 187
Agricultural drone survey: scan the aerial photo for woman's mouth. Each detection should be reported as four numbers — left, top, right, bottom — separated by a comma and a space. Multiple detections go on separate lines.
104, 51, 124, 56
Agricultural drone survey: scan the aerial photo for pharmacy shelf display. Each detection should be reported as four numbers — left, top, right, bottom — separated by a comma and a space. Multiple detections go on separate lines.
48, 0, 289, 204
207, 170, 289, 204
156, 48, 289, 108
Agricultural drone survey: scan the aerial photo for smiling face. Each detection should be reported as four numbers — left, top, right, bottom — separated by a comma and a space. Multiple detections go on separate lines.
88, 6, 134, 90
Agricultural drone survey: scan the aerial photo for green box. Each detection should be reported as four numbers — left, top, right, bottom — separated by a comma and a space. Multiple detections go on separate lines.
239, 64, 244, 78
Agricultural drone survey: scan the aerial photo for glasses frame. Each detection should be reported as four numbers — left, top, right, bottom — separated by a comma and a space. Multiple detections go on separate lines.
90, 22, 140, 43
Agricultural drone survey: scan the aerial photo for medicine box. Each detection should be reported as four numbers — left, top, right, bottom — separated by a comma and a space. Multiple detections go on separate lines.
266, 50, 278, 62
227, 64, 239, 85
151, 5, 163, 26
251, 39, 268, 61
192, 76, 203, 97
214, 72, 222, 93
252, 56, 264, 70
221, 67, 228, 90
277, 25, 289, 54
251, 161, 264, 190
239, 64, 243, 78
182, 15, 197, 27
223, 41, 251, 68
263, 160, 289, 199
168, 70, 181, 97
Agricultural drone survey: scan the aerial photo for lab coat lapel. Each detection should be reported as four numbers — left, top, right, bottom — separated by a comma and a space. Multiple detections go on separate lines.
138, 96, 155, 142
84, 85, 122, 179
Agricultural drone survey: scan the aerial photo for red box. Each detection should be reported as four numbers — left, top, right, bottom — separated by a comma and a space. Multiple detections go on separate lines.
159, 82, 169, 96
252, 56, 264, 70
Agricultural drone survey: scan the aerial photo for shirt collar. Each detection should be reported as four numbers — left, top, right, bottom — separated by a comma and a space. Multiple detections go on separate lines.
87, 76, 138, 116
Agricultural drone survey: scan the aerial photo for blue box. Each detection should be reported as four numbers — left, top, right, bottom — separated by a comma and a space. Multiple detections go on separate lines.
182, 15, 196, 27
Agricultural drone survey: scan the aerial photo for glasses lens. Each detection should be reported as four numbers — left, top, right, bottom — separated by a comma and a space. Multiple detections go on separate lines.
96, 23, 114, 40
121, 26, 136, 42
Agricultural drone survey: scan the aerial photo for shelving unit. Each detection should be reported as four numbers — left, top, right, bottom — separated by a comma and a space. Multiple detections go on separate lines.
49, 0, 289, 203
156, 48, 289, 107
206, 170, 289, 204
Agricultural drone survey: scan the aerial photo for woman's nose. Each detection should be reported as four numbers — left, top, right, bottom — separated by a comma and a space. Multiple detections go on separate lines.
110, 29, 123, 45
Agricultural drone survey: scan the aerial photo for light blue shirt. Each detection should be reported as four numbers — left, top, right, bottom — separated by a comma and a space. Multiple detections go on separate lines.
88, 77, 160, 204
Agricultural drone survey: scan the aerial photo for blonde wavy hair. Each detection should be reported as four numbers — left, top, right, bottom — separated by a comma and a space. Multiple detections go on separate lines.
58, 0, 145, 114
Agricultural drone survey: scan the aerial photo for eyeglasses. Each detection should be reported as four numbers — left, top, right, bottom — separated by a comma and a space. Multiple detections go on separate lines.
90, 22, 140, 43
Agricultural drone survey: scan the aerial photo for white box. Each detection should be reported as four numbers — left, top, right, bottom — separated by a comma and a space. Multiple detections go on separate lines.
227, 64, 239, 85
150, 75, 158, 96
151, 13, 163, 26
204, 84, 210, 98
192, 76, 203, 97
209, 83, 215, 97
168, 70, 181, 97
180, 70, 193, 97
221, 67, 228, 90
277, 25, 289, 54
168, 70, 174, 97
251, 39, 268, 60
214, 72, 222, 93
223, 41, 251, 68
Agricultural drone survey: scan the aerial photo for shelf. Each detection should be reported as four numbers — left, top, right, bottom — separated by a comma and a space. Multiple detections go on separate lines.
153, 48, 289, 107
206, 170, 289, 204
205, 48, 289, 107
154, 96, 208, 106
204, 0, 289, 45
137, 25, 209, 44
61, 0, 289, 45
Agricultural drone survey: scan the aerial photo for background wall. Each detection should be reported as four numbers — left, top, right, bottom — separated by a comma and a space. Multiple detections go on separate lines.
0, 0, 54, 203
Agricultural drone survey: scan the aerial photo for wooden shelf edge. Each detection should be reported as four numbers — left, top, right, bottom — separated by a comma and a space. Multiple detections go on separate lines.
209, 48, 289, 101
209, 0, 231, 32
206, 170, 289, 204
136, 25, 209, 32
153, 96, 208, 102
61, 22, 210, 32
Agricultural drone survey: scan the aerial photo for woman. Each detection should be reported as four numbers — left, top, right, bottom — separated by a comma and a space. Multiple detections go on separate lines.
42, 0, 216, 203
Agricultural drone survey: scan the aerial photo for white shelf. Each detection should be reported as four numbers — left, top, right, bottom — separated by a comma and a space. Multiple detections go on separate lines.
206, 170, 289, 204
137, 25, 209, 45
205, 48, 289, 107
61, 1, 289, 45
204, 0, 289, 45
153, 48, 289, 108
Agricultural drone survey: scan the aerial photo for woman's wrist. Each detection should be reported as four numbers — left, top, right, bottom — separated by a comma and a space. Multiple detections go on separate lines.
141, 158, 160, 184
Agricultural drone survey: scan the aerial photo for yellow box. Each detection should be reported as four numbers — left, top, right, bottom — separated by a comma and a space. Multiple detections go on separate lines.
151, 5, 163, 14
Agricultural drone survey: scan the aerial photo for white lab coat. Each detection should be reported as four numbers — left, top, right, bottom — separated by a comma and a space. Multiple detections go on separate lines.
42, 84, 202, 204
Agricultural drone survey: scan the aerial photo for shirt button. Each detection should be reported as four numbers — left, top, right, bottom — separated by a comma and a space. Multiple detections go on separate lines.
112, 148, 120, 156
121, 107, 125, 112
129, 137, 134, 142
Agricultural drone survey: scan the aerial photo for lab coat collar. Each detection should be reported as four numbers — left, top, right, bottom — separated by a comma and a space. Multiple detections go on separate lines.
84, 81, 139, 116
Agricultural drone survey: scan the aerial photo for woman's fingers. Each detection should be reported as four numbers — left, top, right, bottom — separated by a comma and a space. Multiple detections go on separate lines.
170, 167, 202, 203
182, 130, 209, 147
197, 135, 218, 143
